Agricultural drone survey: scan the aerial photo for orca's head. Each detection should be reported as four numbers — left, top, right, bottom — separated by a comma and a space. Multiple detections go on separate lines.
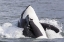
18, 5, 47, 38
21, 5, 39, 22
18, 5, 39, 28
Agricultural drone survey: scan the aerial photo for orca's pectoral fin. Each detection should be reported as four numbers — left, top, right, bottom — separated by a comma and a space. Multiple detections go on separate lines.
41, 23, 59, 33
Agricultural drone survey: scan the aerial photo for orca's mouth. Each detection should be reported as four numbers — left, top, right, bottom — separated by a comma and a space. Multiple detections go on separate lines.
17, 5, 60, 38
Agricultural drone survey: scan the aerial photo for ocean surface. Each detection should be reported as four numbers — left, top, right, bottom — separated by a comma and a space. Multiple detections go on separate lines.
0, 0, 64, 42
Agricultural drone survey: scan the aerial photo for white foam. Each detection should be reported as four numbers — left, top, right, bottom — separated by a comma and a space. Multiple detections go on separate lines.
0, 22, 25, 38
0, 26, 4, 35
46, 29, 63, 39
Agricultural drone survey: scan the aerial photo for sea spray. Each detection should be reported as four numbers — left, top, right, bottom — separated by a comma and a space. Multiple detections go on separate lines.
0, 23, 25, 38
40, 18, 62, 32
46, 29, 63, 39
0, 18, 63, 38
40, 18, 63, 38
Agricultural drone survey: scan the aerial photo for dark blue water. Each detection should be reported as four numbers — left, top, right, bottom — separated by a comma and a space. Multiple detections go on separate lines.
0, 0, 64, 42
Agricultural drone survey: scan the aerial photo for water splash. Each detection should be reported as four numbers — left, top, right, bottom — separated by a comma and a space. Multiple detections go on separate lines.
0, 18, 63, 38
40, 18, 63, 38
0, 22, 25, 38
46, 29, 63, 39
40, 18, 63, 32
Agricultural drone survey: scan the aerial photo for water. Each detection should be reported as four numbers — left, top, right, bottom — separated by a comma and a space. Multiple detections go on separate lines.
0, 0, 64, 42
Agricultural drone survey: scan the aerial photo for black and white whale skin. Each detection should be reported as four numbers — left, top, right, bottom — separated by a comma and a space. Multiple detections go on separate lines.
18, 5, 47, 38
18, 5, 59, 38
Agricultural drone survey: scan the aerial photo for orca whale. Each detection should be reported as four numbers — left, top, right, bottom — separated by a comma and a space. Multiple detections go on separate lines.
18, 5, 59, 38
18, 5, 47, 38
